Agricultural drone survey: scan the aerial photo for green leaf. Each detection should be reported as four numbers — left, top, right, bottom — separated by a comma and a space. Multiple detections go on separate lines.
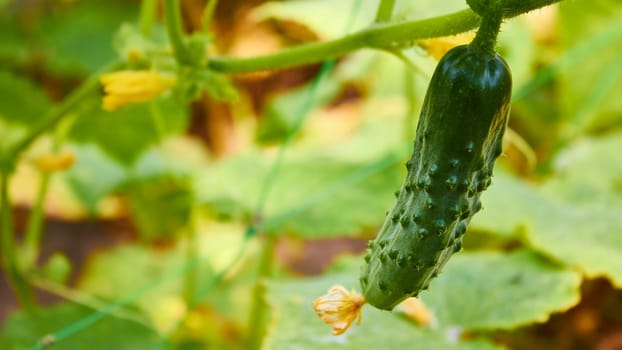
68, 95, 188, 167
264, 155, 401, 236
419, 250, 581, 330
77, 244, 182, 304
124, 175, 193, 241
0, 9, 29, 64
524, 132, 622, 287
0, 70, 50, 125
0, 303, 167, 350
474, 133, 622, 288
77, 243, 195, 334
77, 223, 250, 330
63, 137, 201, 216
130, 137, 210, 179
257, 73, 341, 144
111, 23, 172, 67
558, 0, 622, 135
62, 143, 127, 214
0, 70, 51, 153
525, 202, 622, 288
37, 0, 139, 75
542, 132, 622, 204
198, 106, 414, 239
195, 150, 403, 238
470, 169, 556, 237
265, 273, 502, 350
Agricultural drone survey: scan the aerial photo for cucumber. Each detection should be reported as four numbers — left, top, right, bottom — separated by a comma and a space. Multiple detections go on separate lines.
360, 43, 512, 310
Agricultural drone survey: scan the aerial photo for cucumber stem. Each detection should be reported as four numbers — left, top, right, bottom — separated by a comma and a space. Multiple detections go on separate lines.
470, 1, 503, 53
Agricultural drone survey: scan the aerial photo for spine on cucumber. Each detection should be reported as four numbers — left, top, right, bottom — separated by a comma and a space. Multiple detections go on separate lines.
360, 43, 512, 310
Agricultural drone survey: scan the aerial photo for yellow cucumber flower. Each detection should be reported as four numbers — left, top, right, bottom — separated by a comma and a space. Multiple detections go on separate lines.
100, 70, 176, 111
313, 285, 366, 335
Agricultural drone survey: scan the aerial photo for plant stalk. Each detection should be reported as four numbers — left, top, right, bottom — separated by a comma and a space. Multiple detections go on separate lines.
139, 0, 158, 37
1, 169, 35, 309
375, 0, 395, 22
2, 60, 122, 166
21, 112, 74, 272
201, 0, 219, 32
246, 233, 277, 350
163, 0, 193, 65
208, 0, 562, 73
21, 174, 51, 270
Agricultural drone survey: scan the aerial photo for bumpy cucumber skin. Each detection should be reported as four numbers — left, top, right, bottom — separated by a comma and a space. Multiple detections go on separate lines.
360, 44, 512, 310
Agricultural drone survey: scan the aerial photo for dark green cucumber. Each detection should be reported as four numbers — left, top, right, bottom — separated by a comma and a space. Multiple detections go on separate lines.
360, 43, 512, 310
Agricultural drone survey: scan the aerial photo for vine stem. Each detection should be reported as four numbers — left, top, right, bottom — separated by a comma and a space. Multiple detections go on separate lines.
208, 0, 562, 73
375, 0, 395, 22
21, 174, 50, 270
208, 9, 477, 73
22, 112, 76, 271
28, 276, 151, 327
201, 0, 219, 32
139, 0, 158, 36
2, 60, 122, 167
163, 0, 193, 65
246, 234, 277, 350
1, 169, 35, 309
0, 60, 120, 310
182, 211, 199, 306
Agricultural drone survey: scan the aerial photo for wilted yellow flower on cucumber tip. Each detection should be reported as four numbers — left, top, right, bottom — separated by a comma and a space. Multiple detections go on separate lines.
100, 70, 176, 111
313, 285, 366, 335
